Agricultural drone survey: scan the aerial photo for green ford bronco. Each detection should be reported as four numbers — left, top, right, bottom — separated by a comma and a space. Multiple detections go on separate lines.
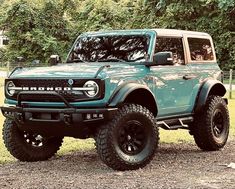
1, 29, 230, 170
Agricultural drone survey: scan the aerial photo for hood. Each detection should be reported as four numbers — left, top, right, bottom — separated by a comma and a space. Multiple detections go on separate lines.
10, 63, 148, 79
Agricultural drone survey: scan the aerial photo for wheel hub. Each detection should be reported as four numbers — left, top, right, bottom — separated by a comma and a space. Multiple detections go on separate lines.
212, 110, 224, 137
118, 120, 146, 155
23, 132, 45, 147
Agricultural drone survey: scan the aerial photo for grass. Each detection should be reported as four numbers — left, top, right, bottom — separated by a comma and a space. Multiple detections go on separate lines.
0, 77, 4, 86
223, 79, 235, 84
0, 67, 7, 71
0, 88, 234, 164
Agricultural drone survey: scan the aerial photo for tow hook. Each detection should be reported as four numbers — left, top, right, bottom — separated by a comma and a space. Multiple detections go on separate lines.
15, 112, 24, 124
64, 114, 72, 125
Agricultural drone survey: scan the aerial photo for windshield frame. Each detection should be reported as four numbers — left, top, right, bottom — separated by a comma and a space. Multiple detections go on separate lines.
66, 30, 156, 64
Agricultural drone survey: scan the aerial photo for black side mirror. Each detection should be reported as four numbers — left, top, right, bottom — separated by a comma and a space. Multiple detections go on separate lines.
153, 52, 174, 66
49, 55, 61, 66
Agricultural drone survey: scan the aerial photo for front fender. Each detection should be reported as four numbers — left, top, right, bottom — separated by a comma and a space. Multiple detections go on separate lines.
194, 80, 226, 113
108, 82, 156, 107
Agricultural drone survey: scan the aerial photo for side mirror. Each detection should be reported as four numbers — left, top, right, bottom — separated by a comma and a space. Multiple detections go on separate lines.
153, 52, 174, 66
49, 55, 61, 66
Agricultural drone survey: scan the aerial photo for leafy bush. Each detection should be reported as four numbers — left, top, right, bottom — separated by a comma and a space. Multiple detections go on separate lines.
0, 0, 234, 69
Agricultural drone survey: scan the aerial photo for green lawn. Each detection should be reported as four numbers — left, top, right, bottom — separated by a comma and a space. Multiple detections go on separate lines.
223, 79, 235, 84
0, 88, 234, 164
0, 67, 7, 71
0, 77, 4, 86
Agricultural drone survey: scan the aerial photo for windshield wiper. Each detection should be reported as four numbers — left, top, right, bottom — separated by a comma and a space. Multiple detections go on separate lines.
66, 58, 87, 63
97, 58, 125, 62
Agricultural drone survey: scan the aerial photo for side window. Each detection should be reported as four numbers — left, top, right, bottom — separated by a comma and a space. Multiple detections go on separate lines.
188, 38, 214, 61
155, 37, 185, 65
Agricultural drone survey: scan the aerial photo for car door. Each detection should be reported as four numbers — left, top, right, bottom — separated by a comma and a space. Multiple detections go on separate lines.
148, 36, 198, 117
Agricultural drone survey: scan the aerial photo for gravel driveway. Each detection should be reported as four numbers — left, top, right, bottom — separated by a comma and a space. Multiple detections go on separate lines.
0, 138, 235, 189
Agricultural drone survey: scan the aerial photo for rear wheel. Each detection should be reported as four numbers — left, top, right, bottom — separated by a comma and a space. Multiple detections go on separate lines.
3, 118, 63, 161
193, 95, 229, 151
96, 104, 159, 170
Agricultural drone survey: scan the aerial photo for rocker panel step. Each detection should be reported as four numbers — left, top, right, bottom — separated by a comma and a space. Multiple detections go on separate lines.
157, 116, 194, 130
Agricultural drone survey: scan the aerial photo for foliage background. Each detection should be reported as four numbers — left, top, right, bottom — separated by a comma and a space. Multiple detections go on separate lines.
0, 0, 234, 69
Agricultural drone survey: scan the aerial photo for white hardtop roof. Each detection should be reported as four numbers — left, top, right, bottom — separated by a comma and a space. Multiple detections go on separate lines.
83, 28, 211, 37
152, 29, 210, 37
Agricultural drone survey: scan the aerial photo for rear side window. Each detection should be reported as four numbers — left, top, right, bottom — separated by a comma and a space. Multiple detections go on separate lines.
155, 37, 185, 65
188, 38, 214, 61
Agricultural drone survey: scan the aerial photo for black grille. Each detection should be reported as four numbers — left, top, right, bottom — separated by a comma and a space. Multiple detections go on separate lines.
5, 78, 105, 102
12, 79, 87, 87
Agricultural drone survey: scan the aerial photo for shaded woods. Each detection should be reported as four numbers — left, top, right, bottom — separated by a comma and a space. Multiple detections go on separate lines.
0, 0, 234, 70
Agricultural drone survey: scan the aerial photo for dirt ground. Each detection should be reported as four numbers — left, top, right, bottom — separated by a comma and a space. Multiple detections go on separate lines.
0, 137, 235, 189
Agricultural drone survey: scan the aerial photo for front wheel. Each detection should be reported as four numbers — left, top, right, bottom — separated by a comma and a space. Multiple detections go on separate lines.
3, 119, 63, 161
192, 95, 230, 151
96, 104, 159, 171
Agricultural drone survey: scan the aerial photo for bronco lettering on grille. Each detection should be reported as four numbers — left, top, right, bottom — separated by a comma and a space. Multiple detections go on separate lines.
8, 86, 94, 91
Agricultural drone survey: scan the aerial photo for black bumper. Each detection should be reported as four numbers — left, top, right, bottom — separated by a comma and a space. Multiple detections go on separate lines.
1, 105, 118, 123
1, 105, 117, 138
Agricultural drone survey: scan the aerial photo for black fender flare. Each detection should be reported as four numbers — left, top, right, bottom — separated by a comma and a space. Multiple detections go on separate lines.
194, 80, 226, 113
108, 83, 158, 113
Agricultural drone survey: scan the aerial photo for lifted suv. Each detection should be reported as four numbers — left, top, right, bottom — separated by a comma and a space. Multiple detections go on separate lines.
1, 29, 229, 170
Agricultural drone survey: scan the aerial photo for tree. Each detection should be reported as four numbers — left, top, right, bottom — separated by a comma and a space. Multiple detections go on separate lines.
0, 0, 234, 69
1, 0, 72, 63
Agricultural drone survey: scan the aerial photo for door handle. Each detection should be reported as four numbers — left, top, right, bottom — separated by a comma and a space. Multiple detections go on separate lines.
183, 75, 196, 80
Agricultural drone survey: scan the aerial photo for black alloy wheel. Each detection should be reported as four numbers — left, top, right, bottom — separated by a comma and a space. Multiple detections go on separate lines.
212, 109, 224, 137
118, 120, 146, 155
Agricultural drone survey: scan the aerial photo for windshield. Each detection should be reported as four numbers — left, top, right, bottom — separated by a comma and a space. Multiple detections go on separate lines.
67, 35, 150, 63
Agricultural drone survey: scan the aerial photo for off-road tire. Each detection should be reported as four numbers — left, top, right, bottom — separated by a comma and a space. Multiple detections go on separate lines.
96, 104, 159, 170
193, 95, 229, 151
3, 118, 63, 161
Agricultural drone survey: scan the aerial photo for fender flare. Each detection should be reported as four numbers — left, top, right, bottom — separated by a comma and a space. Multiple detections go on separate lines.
194, 80, 226, 113
108, 82, 158, 110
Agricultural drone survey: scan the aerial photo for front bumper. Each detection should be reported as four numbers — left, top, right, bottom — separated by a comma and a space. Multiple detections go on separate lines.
1, 105, 117, 123
1, 105, 117, 137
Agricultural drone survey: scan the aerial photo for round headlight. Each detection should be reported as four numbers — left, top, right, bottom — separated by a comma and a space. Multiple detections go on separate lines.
6, 81, 16, 96
83, 81, 99, 97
